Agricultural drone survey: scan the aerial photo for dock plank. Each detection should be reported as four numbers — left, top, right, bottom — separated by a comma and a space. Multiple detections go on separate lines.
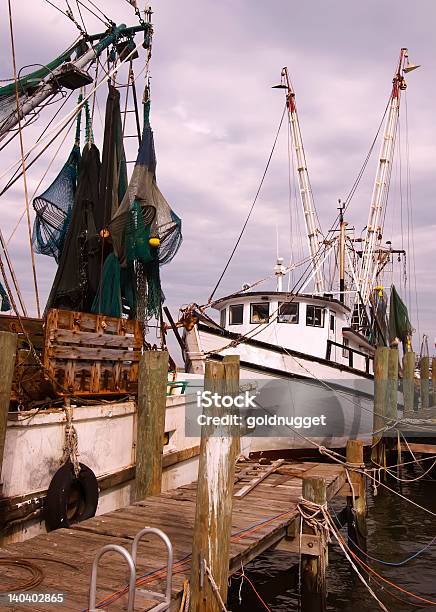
0, 461, 345, 611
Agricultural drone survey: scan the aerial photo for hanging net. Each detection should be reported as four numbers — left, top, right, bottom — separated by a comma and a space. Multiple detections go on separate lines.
103, 93, 182, 320
0, 280, 11, 312
389, 284, 412, 346
109, 97, 182, 268
32, 145, 81, 262
32, 98, 83, 262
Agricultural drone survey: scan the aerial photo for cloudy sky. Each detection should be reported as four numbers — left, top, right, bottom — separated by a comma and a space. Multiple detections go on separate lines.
0, 0, 435, 356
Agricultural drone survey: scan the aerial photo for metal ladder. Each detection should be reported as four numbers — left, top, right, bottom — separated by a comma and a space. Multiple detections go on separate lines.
88, 527, 173, 612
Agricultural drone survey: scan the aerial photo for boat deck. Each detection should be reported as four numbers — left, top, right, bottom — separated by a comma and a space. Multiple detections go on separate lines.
0, 460, 347, 611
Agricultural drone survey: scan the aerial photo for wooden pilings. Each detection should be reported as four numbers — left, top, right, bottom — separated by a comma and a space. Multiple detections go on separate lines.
0, 331, 17, 485
190, 357, 240, 612
372, 346, 400, 465
372, 347, 390, 465
402, 351, 416, 416
432, 357, 436, 408
346, 439, 367, 552
301, 476, 328, 612
420, 356, 430, 411
135, 349, 169, 500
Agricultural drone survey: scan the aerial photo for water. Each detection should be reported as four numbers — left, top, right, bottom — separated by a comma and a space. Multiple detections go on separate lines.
227, 462, 436, 611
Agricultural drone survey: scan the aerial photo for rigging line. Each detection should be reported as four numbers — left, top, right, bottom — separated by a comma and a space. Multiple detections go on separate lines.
405, 92, 421, 341
0, 90, 74, 197
80, 0, 113, 25
74, 0, 88, 35
208, 104, 287, 303
0, 230, 28, 316
7, 120, 75, 246
43, 0, 70, 19
0, 40, 143, 190
76, 0, 109, 26
343, 96, 391, 208
7, 0, 41, 317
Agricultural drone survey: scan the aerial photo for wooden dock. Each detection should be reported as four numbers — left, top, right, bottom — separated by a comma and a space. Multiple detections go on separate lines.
0, 460, 346, 611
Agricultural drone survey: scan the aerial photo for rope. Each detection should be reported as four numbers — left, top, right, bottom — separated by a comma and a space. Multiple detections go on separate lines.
178, 579, 190, 612
60, 401, 80, 476
203, 561, 229, 612
0, 558, 44, 592
7, 0, 41, 317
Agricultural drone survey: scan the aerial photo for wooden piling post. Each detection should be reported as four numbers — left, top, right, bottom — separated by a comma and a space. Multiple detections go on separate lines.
346, 440, 367, 552
372, 347, 389, 466
0, 331, 17, 486
190, 357, 240, 612
301, 476, 327, 612
402, 351, 416, 416
431, 357, 436, 409
135, 349, 168, 501
420, 356, 430, 412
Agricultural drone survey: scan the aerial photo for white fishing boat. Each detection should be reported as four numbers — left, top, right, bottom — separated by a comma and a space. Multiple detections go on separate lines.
182, 52, 420, 453
0, 6, 200, 544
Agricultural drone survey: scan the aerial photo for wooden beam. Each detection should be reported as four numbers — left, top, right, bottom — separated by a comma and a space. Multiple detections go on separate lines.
0, 331, 17, 486
301, 476, 327, 611
234, 459, 285, 498
135, 349, 168, 500
190, 357, 240, 612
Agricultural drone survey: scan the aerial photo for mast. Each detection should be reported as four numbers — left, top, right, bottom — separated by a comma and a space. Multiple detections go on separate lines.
276, 67, 325, 295
338, 200, 347, 303
354, 49, 419, 319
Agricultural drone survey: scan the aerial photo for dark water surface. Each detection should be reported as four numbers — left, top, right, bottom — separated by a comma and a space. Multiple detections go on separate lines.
227, 462, 436, 611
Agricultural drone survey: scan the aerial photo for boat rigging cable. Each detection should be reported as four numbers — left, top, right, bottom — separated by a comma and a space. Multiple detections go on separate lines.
208, 104, 287, 303
203, 86, 392, 337
0, 38, 144, 190
7, 0, 41, 317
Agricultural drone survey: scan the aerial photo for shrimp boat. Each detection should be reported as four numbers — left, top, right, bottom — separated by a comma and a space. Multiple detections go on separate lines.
0, 6, 199, 544
183, 51, 420, 453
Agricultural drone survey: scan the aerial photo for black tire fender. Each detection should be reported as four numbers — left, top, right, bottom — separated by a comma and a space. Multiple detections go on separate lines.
44, 460, 99, 531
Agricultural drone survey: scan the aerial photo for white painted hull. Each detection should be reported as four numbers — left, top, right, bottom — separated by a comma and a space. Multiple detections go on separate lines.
1, 392, 200, 544
185, 324, 375, 453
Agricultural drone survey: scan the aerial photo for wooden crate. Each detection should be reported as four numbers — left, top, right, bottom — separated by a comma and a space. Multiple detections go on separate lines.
0, 313, 55, 404
43, 309, 143, 396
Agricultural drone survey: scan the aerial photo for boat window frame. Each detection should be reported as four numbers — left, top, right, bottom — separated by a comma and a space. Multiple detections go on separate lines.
329, 313, 335, 332
220, 308, 226, 328
306, 304, 325, 328
229, 304, 244, 326
278, 301, 299, 324
250, 302, 270, 324
342, 337, 350, 358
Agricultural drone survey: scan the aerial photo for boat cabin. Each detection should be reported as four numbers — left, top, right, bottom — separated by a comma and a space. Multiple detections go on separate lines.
213, 291, 374, 374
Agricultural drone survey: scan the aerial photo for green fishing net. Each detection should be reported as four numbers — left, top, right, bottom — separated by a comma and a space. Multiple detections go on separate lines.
32, 145, 81, 262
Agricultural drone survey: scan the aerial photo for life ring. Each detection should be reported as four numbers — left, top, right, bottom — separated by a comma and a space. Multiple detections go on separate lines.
44, 461, 99, 531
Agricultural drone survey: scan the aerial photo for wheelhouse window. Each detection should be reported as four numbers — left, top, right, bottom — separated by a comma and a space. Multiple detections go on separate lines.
278, 302, 299, 324
229, 304, 244, 325
220, 308, 226, 328
250, 302, 269, 324
342, 338, 350, 358
306, 305, 325, 328
330, 313, 335, 332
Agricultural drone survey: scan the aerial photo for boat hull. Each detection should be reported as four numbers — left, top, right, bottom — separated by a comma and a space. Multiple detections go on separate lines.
185, 323, 375, 453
